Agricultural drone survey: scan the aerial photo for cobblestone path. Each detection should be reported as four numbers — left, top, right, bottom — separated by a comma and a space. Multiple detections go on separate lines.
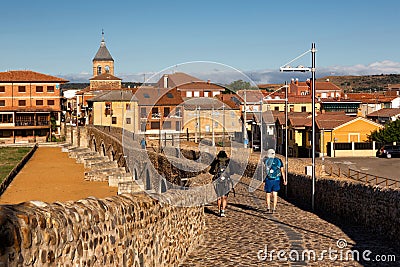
180, 178, 399, 267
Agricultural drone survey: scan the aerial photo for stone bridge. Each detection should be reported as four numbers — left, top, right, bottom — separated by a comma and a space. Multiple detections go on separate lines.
0, 125, 399, 266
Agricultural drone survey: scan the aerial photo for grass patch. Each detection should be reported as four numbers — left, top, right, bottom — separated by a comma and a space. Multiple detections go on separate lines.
0, 147, 32, 183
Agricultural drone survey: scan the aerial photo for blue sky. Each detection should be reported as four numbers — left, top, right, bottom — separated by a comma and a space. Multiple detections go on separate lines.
1, 0, 400, 83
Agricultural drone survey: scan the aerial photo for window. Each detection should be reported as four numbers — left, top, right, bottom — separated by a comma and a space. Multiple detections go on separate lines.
140, 107, 147, 118
151, 121, 160, 129
204, 91, 210, 97
164, 107, 170, 117
166, 93, 173, 98
194, 91, 200, 97
126, 103, 131, 110
18, 86, 26, 92
105, 102, 112, 116
126, 117, 131, 124
47, 100, 55, 105
112, 117, 117, 124
274, 106, 280, 111
175, 121, 181, 131
140, 122, 146, 132
0, 100, 5, 106
97, 65, 102, 75
186, 91, 193, 97
47, 86, 54, 92
0, 130, 12, 137
105, 65, 110, 73
0, 86, 5, 92
36, 100, 43, 106
36, 86, 43, 92
18, 100, 26, 106
163, 121, 171, 129
175, 107, 182, 117
301, 106, 307, 112
152, 107, 159, 118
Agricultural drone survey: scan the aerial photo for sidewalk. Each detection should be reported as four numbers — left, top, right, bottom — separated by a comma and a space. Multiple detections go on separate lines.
180, 178, 399, 266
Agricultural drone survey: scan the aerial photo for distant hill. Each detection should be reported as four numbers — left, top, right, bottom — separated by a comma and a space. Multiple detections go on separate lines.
60, 82, 143, 90
318, 74, 400, 92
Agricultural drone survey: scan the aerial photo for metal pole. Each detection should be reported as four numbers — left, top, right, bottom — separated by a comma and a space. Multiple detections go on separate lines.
311, 42, 316, 211
212, 104, 215, 146
223, 103, 225, 147
260, 96, 263, 181
194, 107, 198, 143
260, 97, 262, 150
285, 81, 288, 197
198, 106, 201, 140
244, 90, 248, 148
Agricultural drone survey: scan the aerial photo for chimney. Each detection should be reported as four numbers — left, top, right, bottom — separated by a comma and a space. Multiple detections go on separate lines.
326, 78, 330, 82
163, 74, 168, 88
295, 78, 299, 85
207, 79, 210, 84
291, 78, 295, 84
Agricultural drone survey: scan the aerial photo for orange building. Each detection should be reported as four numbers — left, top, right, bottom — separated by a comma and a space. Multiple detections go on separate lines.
0, 70, 68, 143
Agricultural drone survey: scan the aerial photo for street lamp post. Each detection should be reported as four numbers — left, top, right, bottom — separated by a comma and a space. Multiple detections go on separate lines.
280, 42, 316, 211
284, 81, 288, 197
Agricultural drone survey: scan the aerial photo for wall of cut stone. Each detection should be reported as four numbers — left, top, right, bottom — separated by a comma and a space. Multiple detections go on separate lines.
285, 173, 400, 247
0, 191, 204, 266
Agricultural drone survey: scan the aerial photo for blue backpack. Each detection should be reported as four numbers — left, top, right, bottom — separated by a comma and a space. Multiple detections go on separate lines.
264, 157, 283, 180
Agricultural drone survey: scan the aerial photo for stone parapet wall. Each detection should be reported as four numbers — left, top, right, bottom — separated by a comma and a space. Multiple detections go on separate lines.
285, 174, 400, 247
0, 191, 204, 266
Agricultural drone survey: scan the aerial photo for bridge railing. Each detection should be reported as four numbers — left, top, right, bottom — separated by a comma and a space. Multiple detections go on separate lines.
326, 164, 399, 189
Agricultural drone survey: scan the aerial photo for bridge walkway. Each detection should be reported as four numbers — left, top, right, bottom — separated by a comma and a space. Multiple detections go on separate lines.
180, 178, 399, 267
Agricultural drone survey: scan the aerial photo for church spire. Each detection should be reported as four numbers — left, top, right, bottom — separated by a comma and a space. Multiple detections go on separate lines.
101, 29, 105, 47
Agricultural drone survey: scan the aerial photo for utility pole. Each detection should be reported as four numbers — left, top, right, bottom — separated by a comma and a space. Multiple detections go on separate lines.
222, 103, 225, 147
311, 42, 316, 211
244, 89, 248, 148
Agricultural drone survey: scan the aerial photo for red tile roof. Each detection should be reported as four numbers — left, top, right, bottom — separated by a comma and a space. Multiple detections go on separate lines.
295, 81, 342, 91
176, 81, 227, 91
0, 70, 68, 83
89, 73, 121, 80
345, 93, 397, 103
157, 72, 202, 88
134, 87, 184, 106
366, 108, 400, 117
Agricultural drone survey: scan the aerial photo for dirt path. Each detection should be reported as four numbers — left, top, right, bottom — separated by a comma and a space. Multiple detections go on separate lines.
0, 146, 117, 205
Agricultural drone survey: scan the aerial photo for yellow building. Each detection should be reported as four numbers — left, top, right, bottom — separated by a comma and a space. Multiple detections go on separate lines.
182, 97, 241, 141
87, 90, 139, 133
264, 95, 320, 113
317, 114, 383, 157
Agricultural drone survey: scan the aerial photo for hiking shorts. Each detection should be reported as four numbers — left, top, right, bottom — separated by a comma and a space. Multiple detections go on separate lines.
264, 179, 280, 193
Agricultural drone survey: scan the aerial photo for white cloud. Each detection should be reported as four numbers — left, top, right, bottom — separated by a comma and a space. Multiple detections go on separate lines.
59, 60, 400, 84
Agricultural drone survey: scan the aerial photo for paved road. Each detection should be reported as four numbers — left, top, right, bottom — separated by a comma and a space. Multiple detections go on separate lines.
180, 178, 399, 266
325, 157, 400, 182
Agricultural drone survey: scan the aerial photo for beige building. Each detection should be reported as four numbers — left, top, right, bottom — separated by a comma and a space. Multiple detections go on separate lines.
87, 90, 139, 133
182, 95, 242, 142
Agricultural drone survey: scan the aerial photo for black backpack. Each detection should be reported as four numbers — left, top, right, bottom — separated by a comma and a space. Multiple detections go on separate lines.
213, 163, 235, 196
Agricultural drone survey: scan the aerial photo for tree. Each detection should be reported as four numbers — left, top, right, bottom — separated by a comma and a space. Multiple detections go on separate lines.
368, 119, 400, 143
226, 80, 251, 92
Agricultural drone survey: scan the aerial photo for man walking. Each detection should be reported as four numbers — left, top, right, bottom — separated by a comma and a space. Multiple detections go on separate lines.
140, 138, 146, 149
263, 149, 286, 213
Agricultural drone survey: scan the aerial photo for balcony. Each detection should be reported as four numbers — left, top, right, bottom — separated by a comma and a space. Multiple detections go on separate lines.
151, 113, 161, 119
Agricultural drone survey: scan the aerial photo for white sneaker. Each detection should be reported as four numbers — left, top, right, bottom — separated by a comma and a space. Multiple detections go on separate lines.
220, 210, 226, 217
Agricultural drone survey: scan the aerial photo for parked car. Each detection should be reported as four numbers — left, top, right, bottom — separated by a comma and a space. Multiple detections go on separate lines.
376, 145, 400, 158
